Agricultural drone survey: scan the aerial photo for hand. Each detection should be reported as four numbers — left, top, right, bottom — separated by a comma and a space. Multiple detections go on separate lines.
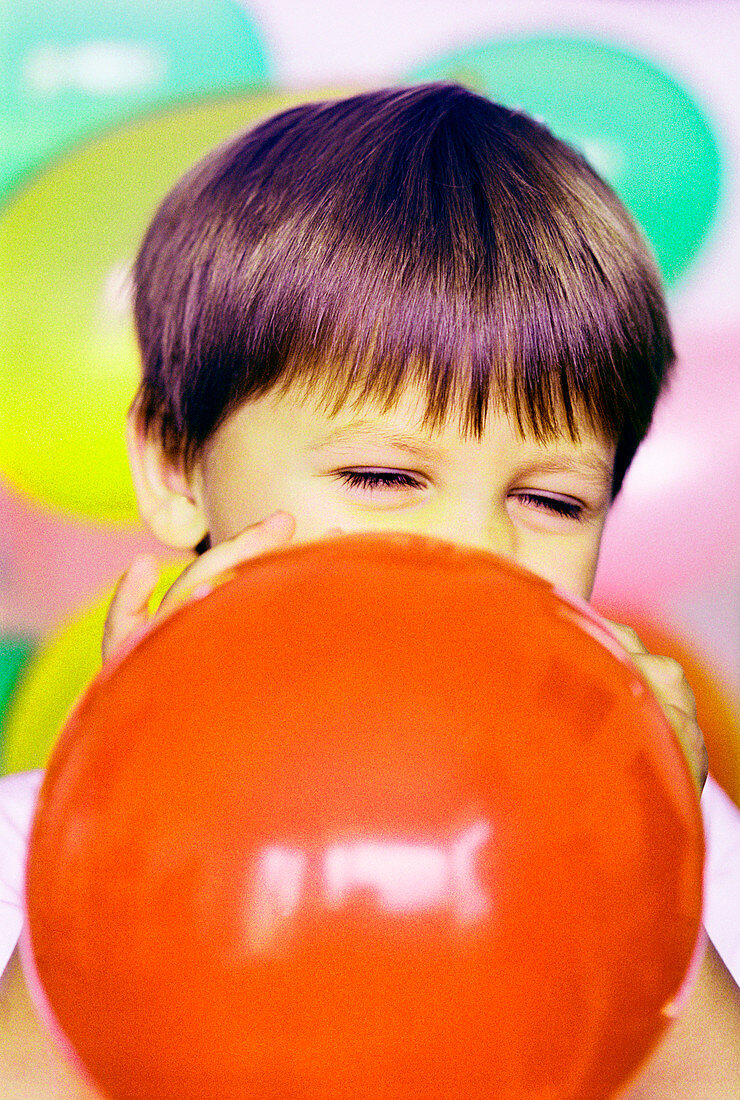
599, 617, 709, 794
103, 513, 341, 665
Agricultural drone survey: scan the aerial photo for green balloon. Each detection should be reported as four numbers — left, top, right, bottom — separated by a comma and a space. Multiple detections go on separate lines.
0, 635, 35, 748
0, 89, 333, 522
409, 35, 722, 287
0, 0, 270, 205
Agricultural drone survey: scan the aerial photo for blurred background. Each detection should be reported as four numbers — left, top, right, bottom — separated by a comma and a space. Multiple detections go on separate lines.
1, 0, 738, 801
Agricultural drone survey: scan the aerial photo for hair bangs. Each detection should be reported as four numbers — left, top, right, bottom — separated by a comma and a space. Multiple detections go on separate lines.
227, 156, 661, 456
134, 84, 673, 493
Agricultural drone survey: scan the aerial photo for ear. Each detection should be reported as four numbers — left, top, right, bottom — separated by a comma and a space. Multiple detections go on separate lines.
126, 408, 209, 550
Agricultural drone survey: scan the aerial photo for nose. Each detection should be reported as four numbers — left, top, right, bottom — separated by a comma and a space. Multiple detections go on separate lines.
422, 505, 516, 561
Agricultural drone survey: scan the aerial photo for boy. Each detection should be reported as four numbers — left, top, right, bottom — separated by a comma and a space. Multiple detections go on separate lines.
1, 83, 739, 1097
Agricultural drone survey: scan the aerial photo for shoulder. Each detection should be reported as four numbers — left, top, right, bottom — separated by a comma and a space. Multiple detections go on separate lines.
702, 776, 740, 985
0, 770, 43, 829
0, 770, 43, 977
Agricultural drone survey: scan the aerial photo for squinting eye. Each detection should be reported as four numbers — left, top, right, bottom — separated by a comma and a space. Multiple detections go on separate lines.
512, 491, 585, 520
338, 469, 426, 492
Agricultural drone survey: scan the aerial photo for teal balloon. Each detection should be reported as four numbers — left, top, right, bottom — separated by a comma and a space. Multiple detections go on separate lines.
0, 635, 35, 744
0, 0, 270, 206
409, 36, 723, 287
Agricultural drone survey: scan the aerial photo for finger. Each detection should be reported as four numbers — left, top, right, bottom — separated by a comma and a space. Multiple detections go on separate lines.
597, 618, 698, 716
103, 553, 161, 662
596, 616, 706, 790
634, 653, 698, 719
597, 617, 647, 655
664, 705, 709, 792
155, 511, 296, 618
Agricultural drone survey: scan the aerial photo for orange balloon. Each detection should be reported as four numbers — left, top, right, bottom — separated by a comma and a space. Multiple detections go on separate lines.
24, 534, 704, 1100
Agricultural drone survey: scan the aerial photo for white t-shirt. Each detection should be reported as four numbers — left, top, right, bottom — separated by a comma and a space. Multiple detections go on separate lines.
2, 770, 739, 983
0, 769, 43, 976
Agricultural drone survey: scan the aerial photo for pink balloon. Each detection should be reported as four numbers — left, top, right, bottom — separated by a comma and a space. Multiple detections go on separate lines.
0, 483, 158, 635
594, 327, 740, 603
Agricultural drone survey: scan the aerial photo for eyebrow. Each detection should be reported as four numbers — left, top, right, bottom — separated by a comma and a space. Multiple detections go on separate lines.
517, 453, 615, 484
310, 421, 614, 484
309, 422, 447, 463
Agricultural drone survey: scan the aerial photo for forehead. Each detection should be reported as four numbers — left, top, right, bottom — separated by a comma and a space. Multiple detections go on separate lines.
297, 377, 607, 441
218, 381, 615, 475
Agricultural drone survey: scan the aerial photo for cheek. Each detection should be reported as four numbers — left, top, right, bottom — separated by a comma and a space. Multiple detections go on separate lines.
578, 557, 599, 603
206, 477, 349, 547
197, 445, 308, 545
519, 532, 603, 604
199, 473, 285, 545
569, 534, 604, 602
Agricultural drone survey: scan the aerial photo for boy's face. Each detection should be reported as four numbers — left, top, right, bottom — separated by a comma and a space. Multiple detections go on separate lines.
182, 384, 615, 602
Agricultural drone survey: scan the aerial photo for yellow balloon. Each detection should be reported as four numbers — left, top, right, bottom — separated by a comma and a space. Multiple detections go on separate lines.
0, 88, 346, 522
2, 561, 186, 773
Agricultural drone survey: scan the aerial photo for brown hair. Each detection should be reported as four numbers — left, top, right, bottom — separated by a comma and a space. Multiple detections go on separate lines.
133, 83, 674, 495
